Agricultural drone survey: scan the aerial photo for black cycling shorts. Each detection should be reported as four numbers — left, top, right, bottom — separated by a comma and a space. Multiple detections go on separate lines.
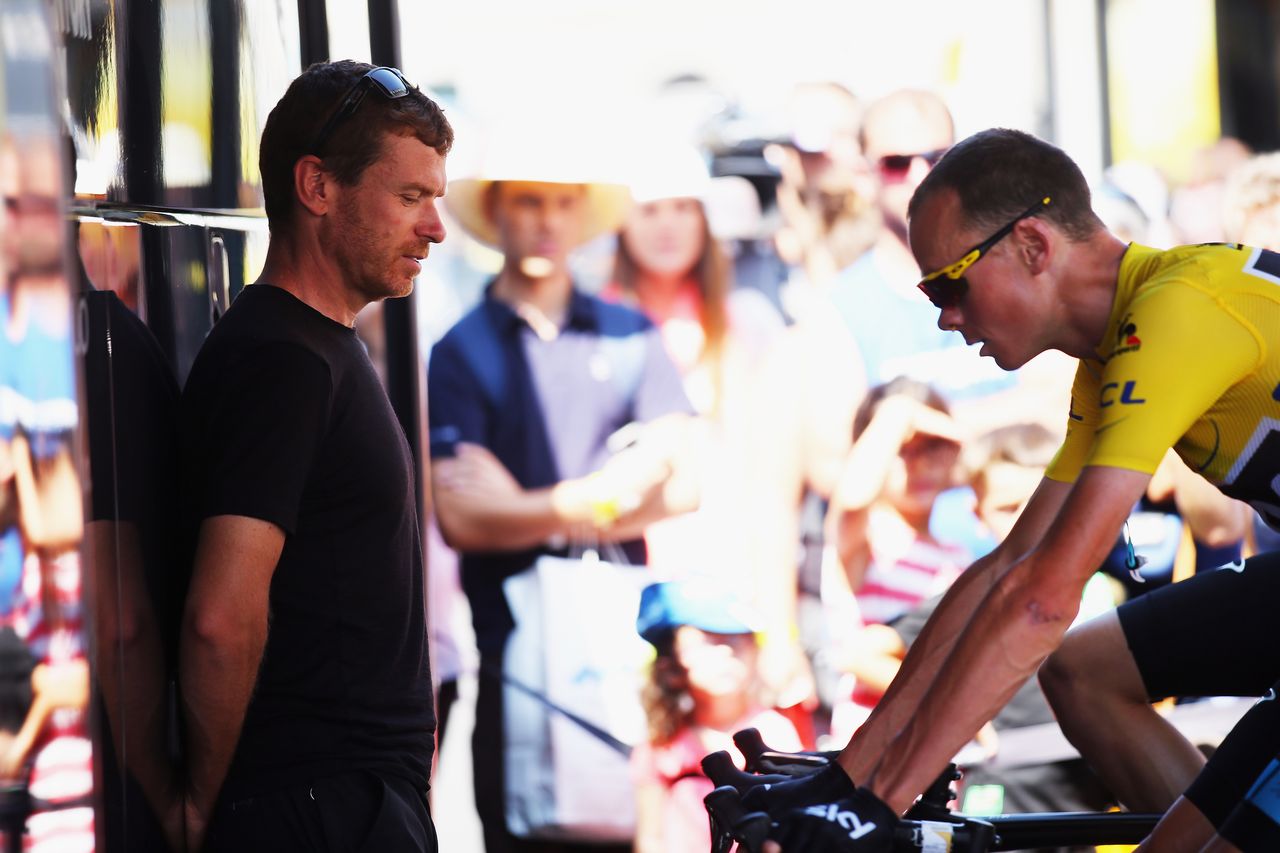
1219, 757, 1280, 852
1116, 551, 1280, 828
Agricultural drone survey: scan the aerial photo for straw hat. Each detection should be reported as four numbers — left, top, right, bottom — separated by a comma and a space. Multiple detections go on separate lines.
445, 131, 632, 249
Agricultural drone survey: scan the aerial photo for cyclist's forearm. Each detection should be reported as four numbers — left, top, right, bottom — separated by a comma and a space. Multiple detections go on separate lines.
837, 479, 1070, 784
859, 469, 1141, 810
836, 547, 1007, 783
865, 556, 1082, 812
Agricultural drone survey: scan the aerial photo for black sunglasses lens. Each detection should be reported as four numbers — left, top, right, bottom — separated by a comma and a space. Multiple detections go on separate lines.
924, 149, 946, 166
367, 67, 408, 98
879, 154, 912, 177
920, 277, 966, 309
310, 67, 410, 155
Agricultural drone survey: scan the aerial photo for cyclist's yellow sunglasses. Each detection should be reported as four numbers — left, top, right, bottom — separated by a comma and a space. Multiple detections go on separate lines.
917, 196, 1052, 309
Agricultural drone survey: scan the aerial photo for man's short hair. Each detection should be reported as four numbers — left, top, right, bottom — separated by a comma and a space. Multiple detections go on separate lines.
259, 60, 453, 231
909, 128, 1103, 241
858, 89, 953, 154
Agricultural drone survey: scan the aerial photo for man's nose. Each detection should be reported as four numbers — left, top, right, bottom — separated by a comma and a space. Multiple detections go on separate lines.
937, 303, 963, 331
421, 208, 446, 244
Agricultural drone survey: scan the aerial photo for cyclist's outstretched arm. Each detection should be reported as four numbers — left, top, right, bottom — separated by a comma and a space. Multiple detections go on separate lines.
864, 466, 1150, 812
835, 475, 1071, 786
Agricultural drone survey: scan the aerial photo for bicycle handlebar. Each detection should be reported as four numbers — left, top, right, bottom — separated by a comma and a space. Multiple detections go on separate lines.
702, 729, 1150, 853
732, 727, 839, 775
701, 749, 791, 794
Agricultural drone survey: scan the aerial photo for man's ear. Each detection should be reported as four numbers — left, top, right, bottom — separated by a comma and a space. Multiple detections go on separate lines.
1018, 217, 1052, 276
294, 155, 332, 217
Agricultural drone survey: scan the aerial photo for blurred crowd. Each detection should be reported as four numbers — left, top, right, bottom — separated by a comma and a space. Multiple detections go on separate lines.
414, 80, 1280, 852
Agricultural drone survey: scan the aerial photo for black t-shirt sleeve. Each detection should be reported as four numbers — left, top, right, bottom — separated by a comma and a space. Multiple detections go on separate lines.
193, 342, 332, 533
426, 340, 489, 459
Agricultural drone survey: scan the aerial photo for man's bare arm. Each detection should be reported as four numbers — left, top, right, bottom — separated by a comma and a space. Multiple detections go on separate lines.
432, 415, 700, 553
837, 475, 1071, 784
180, 515, 284, 848
432, 451, 593, 552
864, 466, 1150, 812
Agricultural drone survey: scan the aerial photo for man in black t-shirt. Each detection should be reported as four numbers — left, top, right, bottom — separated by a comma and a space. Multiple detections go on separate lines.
178, 61, 452, 852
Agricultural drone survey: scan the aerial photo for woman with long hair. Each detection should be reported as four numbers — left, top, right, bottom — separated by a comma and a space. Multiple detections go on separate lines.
603, 146, 782, 581
605, 145, 779, 417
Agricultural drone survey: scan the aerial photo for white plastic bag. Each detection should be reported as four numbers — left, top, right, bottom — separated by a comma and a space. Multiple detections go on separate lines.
502, 552, 652, 841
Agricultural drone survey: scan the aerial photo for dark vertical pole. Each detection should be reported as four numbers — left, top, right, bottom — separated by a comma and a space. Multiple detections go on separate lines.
366, 0, 427, 526
118, 0, 176, 366
1214, 0, 1280, 151
297, 0, 329, 67
119, 0, 163, 204
208, 2, 241, 209
367, 0, 401, 68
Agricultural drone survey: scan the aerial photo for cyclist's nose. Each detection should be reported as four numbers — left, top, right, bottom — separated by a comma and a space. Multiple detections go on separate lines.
938, 303, 964, 331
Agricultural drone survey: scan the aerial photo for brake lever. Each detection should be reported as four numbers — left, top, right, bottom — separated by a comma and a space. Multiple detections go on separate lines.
732, 728, 840, 775
701, 750, 790, 794
705, 785, 771, 853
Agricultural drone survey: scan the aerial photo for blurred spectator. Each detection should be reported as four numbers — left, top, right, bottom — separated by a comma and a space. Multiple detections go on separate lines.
743, 86, 885, 717
830, 88, 1029, 407
631, 580, 800, 853
824, 378, 970, 628
966, 423, 1061, 546
1222, 150, 1280, 249
816, 378, 968, 740
604, 143, 783, 582
0, 132, 93, 852
1104, 160, 1177, 248
768, 81, 878, 307
1168, 136, 1253, 244
429, 136, 700, 853
607, 144, 780, 412
1091, 181, 1151, 245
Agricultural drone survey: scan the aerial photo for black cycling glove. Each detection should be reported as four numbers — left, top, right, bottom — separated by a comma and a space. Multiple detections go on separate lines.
741, 763, 860, 819
766, 785, 898, 852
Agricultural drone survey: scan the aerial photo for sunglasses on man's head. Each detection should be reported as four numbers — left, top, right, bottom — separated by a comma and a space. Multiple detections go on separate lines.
308, 66, 410, 156
916, 196, 1053, 310
877, 148, 948, 182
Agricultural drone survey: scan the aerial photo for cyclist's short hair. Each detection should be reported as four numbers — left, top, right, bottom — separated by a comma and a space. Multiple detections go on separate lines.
909, 128, 1104, 242
259, 60, 453, 232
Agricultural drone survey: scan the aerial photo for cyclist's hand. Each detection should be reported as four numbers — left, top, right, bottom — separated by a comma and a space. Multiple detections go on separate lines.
741, 763, 858, 819
762, 785, 898, 853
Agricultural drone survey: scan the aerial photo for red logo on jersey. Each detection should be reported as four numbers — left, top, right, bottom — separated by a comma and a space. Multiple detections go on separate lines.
1111, 317, 1142, 358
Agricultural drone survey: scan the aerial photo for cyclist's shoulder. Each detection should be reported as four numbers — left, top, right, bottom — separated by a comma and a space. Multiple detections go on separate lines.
1126, 242, 1280, 302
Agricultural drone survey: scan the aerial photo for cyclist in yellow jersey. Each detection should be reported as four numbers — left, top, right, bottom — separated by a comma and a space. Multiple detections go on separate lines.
1050, 240, 1280, 520
751, 129, 1279, 853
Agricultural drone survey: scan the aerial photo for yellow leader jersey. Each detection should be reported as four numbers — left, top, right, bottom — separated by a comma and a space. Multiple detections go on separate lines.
1046, 242, 1280, 527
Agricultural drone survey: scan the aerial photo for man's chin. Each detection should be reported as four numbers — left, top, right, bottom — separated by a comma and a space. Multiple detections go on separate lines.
360, 279, 414, 303
990, 349, 1029, 371
519, 256, 556, 279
